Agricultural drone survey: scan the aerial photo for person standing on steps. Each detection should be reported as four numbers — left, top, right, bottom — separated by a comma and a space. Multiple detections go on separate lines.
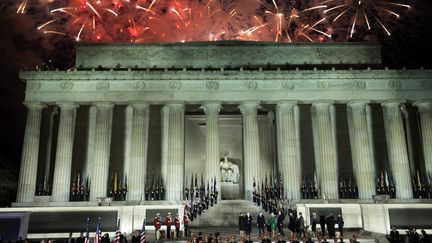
257, 211, 266, 238
154, 213, 161, 240
245, 212, 253, 236
277, 210, 285, 236
326, 213, 335, 239
269, 212, 277, 238
311, 213, 318, 237
165, 212, 172, 239
296, 212, 305, 238
174, 213, 181, 238
184, 211, 189, 237
239, 212, 245, 238
319, 213, 326, 237
288, 212, 296, 236
337, 214, 344, 237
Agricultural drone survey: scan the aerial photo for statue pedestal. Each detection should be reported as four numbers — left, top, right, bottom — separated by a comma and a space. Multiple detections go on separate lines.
221, 182, 241, 199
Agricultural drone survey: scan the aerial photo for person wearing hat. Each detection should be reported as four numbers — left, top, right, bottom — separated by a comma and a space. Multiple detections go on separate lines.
154, 213, 161, 240
166, 212, 172, 239
174, 213, 181, 238
184, 211, 190, 237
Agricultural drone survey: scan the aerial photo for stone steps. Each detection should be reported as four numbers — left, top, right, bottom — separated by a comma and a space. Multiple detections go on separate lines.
189, 200, 273, 227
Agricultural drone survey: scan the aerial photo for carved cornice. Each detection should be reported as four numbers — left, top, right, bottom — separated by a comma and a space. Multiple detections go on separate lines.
21, 69, 432, 103
19, 69, 432, 80
75, 42, 382, 69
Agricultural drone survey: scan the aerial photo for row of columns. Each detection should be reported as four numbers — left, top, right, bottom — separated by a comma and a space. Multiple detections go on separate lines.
16, 100, 432, 203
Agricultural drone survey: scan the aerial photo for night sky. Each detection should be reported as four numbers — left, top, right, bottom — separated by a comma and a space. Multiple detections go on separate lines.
0, 0, 432, 205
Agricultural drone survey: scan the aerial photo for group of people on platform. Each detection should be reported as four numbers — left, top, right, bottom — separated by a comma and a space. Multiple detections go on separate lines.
237, 210, 344, 241
153, 212, 189, 240
148, 208, 347, 242
388, 227, 430, 243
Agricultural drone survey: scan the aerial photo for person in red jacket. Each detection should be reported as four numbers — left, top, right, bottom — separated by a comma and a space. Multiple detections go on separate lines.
154, 213, 161, 240
184, 212, 189, 237
174, 213, 181, 238
166, 212, 172, 239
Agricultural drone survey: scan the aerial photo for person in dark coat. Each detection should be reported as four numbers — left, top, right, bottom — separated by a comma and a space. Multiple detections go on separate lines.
288, 213, 296, 235
76, 232, 85, 243
257, 211, 266, 238
131, 231, 139, 243
66, 233, 75, 243
239, 212, 245, 237
102, 233, 110, 243
408, 229, 420, 243
326, 213, 335, 239
388, 227, 400, 243
337, 214, 344, 237
421, 229, 430, 243
277, 210, 285, 236
296, 213, 305, 238
120, 232, 128, 243
319, 213, 326, 236
245, 212, 253, 236
311, 213, 318, 237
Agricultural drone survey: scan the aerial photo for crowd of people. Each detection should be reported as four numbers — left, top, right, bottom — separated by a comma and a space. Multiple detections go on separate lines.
233, 210, 345, 242
2, 211, 431, 243
388, 227, 430, 243
3, 226, 431, 243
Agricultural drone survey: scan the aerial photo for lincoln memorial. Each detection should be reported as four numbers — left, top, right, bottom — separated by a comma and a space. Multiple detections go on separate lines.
2, 41, 432, 237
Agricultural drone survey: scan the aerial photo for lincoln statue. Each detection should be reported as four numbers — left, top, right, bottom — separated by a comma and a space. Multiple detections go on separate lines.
220, 152, 240, 184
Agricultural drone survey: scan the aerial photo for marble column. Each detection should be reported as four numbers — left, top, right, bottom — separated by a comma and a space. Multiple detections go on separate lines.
276, 101, 301, 200
382, 101, 413, 199
347, 101, 376, 199
51, 102, 78, 202
312, 101, 339, 199
16, 102, 45, 203
82, 106, 97, 181
90, 102, 114, 201
415, 101, 432, 177
203, 102, 221, 196
160, 106, 169, 189
240, 101, 260, 201
43, 107, 58, 194
127, 102, 150, 201
165, 103, 185, 201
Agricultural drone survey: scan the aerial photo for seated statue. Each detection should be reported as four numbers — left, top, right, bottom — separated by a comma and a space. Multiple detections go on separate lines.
220, 152, 239, 184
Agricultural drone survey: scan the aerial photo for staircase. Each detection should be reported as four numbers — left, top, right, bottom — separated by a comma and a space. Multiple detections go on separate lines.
189, 200, 272, 226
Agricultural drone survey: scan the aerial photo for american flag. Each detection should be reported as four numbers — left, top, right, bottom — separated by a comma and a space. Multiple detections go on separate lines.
94, 218, 102, 243
84, 217, 90, 243
140, 218, 146, 243
114, 219, 121, 243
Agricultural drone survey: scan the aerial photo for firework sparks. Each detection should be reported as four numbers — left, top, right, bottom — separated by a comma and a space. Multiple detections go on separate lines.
14, 0, 409, 43
17, 0, 27, 14
323, 0, 410, 37
38, 19, 59, 30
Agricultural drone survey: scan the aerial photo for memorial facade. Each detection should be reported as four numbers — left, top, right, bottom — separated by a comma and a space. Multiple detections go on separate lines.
4, 41, 432, 236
